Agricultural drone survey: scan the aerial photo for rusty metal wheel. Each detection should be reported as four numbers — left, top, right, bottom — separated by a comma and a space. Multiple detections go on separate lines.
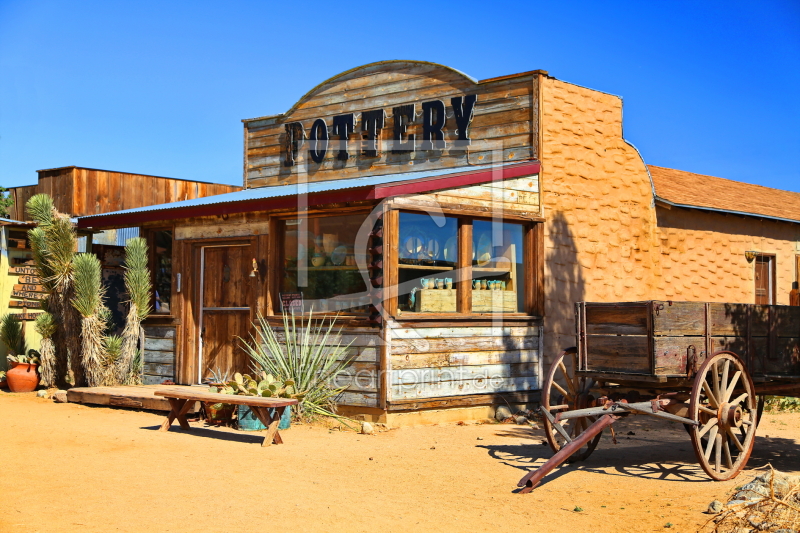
689, 351, 757, 481
542, 348, 601, 462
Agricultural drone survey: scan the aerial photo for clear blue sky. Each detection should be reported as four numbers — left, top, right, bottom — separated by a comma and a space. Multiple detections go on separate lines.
1, 0, 798, 192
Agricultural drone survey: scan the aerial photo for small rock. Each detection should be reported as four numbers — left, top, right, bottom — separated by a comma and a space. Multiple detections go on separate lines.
53, 390, 68, 403
627, 431, 636, 435
430, 446, 436, 450
36, 389, 49, 398
368, 457, 373, 461
476, 437, 483, 441
514, 416, 528, 425
541, 440, 548, 446
773, 529, 797, 533
361, 422, 374, 435
495, 405, 512, 421
707, 500, 724, 514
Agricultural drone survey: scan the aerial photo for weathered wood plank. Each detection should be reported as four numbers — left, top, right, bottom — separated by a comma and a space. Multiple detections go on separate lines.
391, 335, 539, 355
391, 326, 540, 339
334, 391, 379, 407
584, 305, 648, 335
143, 362, 174, 376
391, 349, 539, 369
175, 222, 269, 240
391, 375, 538, 400
144, 338, 175, 351
143, 326, 176, 339
391, 363, 537, 385
143, 350, 175, 364
584, 335, 650, 374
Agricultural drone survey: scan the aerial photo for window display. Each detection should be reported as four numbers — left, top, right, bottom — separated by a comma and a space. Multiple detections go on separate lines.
281, 214, 371, 314
470, 220, 525, 313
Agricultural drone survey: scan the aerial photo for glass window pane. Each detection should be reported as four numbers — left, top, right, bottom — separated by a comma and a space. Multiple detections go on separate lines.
471, 220, 525, 313
397, 212, 458, 314
153, 230, 173, 314
282, 214, 371, 314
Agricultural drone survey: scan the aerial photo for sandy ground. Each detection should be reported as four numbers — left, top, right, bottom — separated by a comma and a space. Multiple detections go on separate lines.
1, 393, 799, 533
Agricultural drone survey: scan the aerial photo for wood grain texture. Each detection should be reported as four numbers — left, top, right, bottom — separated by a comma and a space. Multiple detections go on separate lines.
243, 61, 538, 187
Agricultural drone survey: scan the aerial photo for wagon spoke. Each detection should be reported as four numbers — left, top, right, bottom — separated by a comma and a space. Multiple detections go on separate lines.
552, 381, 572, 402
720, 360, 730, 400
714, 433, 723, 473
698, 405, 717, 416
726, 427, 745, 452
728, 391, 747, 408
549, 404, 570, 411
697, 417, 718, 439
559, 361, 576, 396
724, 371, 741, 403
712, 361, 721, 402
704, 426, 718, 460
702, 380, 719, 408
723, 438, 733, 469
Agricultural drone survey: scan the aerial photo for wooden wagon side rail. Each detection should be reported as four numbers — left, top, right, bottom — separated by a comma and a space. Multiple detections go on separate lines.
154, 387, 298, 447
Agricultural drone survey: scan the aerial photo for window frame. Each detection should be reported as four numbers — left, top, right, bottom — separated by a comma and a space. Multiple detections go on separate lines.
387, 208, 543, 319
144, 226, 176, 319
271, 210, 376, 318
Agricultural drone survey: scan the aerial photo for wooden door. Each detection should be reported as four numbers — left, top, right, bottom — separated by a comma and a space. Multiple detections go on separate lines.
754, 255, 774, 305
198, 244, 254, 382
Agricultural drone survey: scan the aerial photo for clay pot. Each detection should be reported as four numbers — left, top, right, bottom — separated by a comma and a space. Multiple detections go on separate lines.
204, 402, 235, 426
7, 362, 39, 393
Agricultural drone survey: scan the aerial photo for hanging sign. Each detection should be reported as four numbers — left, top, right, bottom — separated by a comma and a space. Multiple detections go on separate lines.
13, 283, 46, 293
9, 266, 38, 276
11, 291, 47, 301
280, 292, 304, 313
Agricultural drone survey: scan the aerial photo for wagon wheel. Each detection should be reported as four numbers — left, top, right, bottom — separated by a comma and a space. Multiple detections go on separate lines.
542, 348, 601, 462
689, 351, 757, 481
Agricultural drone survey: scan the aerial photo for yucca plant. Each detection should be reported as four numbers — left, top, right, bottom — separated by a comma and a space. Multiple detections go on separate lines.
239, 310, 355, 426
117, 237, 151, 384
27, 194, 81, 388
0, 313, 26, 356
34, 312, 57, 387
72, 253, 108, 387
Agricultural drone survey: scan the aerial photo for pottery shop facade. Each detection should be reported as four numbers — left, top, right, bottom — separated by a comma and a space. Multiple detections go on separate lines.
77, 60, 800, 424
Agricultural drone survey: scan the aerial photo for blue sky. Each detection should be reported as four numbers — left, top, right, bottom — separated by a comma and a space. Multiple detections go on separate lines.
1, 0, 798, 191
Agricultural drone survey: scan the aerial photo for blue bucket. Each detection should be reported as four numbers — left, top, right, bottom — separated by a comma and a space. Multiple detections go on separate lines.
238, 404, 291, 431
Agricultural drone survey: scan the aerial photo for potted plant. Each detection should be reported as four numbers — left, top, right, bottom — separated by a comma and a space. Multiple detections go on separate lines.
0, 314, 38, 393
6, 351, 40, 393
208, 372, 300, 431
0, 370, 7, 389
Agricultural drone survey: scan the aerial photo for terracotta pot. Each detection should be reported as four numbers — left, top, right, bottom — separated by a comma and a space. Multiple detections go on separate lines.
203, 401, 235, 426
7, 362, 39, 393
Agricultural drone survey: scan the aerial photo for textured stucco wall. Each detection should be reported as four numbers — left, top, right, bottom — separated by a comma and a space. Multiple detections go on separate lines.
539, 77, 660, 360
655, 206, 800, 304
538, 76, 800, 369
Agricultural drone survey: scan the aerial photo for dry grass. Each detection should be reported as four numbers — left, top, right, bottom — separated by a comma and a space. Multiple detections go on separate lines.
705, 465, 800, 532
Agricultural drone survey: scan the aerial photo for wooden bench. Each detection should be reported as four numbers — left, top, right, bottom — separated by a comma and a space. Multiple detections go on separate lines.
154, 388, 298, 447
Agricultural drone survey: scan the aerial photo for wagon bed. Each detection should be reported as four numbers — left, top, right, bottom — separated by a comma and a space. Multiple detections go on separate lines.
517, 300, 800, 493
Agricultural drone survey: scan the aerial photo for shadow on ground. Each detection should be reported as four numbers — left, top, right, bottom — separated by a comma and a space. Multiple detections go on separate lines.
480, 416, 800, 491
140, 424, 266, 444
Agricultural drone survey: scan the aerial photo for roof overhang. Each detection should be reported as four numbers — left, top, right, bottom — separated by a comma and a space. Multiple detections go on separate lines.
78, 161, 541, 229
655, 196, 800, 225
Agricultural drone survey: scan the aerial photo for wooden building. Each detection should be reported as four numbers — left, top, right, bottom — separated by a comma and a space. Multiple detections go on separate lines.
76, 61, 800, 425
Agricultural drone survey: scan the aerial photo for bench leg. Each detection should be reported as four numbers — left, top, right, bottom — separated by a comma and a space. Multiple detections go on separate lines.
160, 399, 194, 431
251, 406, 283, 446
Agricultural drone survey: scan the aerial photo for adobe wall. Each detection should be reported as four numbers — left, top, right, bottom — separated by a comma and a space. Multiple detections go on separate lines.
655, 206, 800, 304
539, 77, 660, 361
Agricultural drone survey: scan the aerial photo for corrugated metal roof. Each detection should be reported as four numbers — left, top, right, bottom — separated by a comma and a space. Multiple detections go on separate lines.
80, 163, 499, 221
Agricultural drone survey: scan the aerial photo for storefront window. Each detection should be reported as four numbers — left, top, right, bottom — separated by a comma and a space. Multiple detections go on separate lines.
153, 230, 173, 314
281, 214, 371, 314
471, 220, 525, 313
398, 212, 459, 313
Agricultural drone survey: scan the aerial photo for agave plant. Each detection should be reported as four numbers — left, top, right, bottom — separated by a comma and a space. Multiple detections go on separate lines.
239, 310, 355, 424
0, 313, 26, 356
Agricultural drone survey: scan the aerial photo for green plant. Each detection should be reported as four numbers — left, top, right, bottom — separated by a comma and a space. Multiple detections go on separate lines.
239, 310, 354, 425
34, 312, 57, 386
27, 194, 81, 388
763, 395, 800, 413
0, 313, 26, 356
8, 350, 40, 365
206, 368, 231, 385
208, 371, 302, 399
117, 237, 151, 384
71, 253, 108, 387
0, 186, 14, 218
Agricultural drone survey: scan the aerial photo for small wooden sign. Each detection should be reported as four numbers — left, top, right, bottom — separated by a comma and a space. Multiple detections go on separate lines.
9, 266, 38, 276
12, 258, 35, 265
13, 283, 46, 293
18, 275, 41, 285
11, 291, 47, 301
15, 313, 42, 321
8, 300, 42, 309
280, 292, 304, 312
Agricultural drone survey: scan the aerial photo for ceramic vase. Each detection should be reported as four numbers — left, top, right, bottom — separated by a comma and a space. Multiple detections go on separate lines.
7, 362, 39, 393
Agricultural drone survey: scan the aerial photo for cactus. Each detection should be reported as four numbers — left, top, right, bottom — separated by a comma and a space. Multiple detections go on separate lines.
205, 372, 302, 399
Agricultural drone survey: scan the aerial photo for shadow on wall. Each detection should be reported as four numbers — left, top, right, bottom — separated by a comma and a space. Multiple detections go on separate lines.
721, 303, 800, 377
544, 211, 585, 366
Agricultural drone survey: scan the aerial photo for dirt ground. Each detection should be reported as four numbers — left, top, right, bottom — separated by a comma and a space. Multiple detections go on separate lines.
1, 393, 799, 533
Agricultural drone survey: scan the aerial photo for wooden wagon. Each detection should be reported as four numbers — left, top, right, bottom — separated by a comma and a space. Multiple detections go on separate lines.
518, 300, 800, 493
